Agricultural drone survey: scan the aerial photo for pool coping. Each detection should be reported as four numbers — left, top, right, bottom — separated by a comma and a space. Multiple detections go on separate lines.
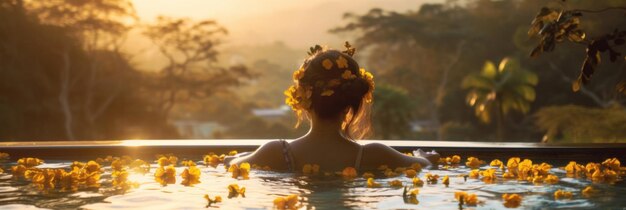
0, 140, 624, 162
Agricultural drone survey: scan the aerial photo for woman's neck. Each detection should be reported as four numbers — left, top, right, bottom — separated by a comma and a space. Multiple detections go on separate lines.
300, 115, 348, 143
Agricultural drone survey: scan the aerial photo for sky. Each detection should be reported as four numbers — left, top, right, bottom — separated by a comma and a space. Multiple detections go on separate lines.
132, 0, 442, 49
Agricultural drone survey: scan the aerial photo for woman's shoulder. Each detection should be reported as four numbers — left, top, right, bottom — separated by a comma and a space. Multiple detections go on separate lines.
360, 142, 431, 169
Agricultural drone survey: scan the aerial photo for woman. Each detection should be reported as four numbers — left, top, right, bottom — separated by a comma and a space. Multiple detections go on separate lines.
230, 44, 438, 172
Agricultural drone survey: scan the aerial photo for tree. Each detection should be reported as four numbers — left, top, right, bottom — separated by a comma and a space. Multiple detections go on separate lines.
535, 105, 626, 143
332, 4, 470, 139
372, 84, 415, 139
143, 16, 252, 117
24, 0, 138, 139
462, 57, 538, 140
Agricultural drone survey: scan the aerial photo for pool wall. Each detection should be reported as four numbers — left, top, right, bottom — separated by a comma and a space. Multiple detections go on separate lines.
0, 140, 624, 163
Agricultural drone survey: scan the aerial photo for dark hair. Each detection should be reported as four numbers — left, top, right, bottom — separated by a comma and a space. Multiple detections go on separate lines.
285, 48, 374, 139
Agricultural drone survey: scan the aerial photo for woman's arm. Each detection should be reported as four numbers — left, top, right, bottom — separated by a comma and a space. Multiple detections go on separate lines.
361, 143, 435, 170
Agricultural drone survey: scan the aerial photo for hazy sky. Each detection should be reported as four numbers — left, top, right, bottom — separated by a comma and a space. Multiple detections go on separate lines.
133, 0, 442, 49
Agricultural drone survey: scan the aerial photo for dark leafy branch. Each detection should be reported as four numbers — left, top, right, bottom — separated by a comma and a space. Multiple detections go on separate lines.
528, 5, 626, 92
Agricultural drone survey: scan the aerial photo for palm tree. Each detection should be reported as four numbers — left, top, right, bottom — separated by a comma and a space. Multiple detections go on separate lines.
462, 58, 538, 140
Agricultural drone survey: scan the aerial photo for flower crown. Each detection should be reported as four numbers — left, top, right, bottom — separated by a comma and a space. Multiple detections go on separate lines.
284, 42, 375, 123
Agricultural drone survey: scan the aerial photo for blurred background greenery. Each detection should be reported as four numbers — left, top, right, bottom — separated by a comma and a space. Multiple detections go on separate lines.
0, 0, 624, 143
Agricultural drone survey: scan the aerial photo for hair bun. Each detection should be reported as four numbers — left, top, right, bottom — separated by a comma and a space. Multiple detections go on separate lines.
342, 77, 370, 103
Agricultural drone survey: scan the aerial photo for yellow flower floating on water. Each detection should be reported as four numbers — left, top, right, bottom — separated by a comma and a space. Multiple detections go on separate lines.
274, 194, 299, 210
402, 187, 419, 204
229, 162, 251, 180
181, 164, 201, 186
602, 158, 620, 171
384, 169, 398, 177
112, 169, 137, 192
582, 186, 597, 197
342, 167, 357, 179
554, 189, 573, 200
455, 191, 478, 206
405, 169, 417, 178
490, 159, 503, 168
204, 194, 222, 207
367, 178, 381, 188
0, 152, 9, 159
17, 157, 44, 167
388, 179, 403, 187
362, 172, 375, 179
465, 157, 485, 169
228, 184, 246, 198
154, 165, 176, 186
412, 177, 424, 187
469, 169, 480, 179
425, 173, 439, 184
480, 168, 497, 183
442, 175, 450, 187
11, 164, 27, 178
228, 150, 238, 156
410, 163, 422, 172
203, 153, 221, 167
377, 165, 389, 171
129, 159, 150, 174
302, 164, 320, 175
507, 157, 521, 175
544, 174, 559, 184
564, 161, 585, 177
502, 193, 522, 208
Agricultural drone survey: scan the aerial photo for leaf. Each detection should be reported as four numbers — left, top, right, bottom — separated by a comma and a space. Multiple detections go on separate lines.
572, 78, 581, 92
530, 45, 543, 58
481, 61, 497, 78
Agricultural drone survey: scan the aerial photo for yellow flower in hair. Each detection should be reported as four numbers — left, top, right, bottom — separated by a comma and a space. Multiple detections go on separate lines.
336, 55, 348, 68
322, 59, 333, 70
342, 70, 356, 80
293, 67, 305, 81
321, 89, 334, 96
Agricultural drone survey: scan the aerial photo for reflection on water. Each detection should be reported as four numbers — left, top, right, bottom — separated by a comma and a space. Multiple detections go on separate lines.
0, 157, 624, 209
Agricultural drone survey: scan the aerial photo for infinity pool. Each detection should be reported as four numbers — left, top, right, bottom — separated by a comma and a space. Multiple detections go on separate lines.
0, 140, 623, 209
